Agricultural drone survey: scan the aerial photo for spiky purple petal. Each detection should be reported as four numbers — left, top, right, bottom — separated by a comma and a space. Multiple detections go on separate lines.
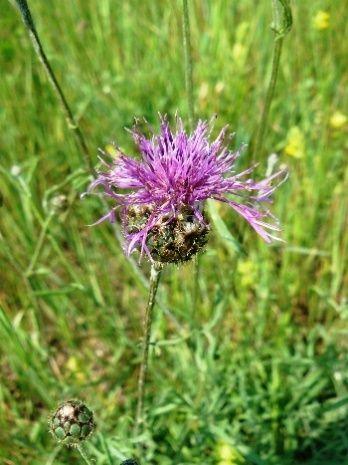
90, 115, 286, 257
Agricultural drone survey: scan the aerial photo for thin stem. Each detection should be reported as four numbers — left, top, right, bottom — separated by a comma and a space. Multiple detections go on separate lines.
192, 255, 200, 319
45, 445, 62, 465
252, 0, 292, 160
252, 37, 283, 160
77, 444, 93, 465
10, 0, 95, 175
182, 0, 195, 129
134, 263, 162, 438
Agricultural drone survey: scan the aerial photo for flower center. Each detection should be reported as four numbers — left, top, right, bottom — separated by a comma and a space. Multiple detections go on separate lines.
124, 205, 210, 264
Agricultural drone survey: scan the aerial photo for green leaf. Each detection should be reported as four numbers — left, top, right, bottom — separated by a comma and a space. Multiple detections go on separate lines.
207, 199, 245, 256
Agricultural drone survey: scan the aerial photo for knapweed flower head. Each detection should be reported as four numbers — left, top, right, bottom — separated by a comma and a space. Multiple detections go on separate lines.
90, 115, 286, 263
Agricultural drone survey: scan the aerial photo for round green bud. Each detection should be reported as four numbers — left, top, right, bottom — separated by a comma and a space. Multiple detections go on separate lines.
49, 400, 95, 446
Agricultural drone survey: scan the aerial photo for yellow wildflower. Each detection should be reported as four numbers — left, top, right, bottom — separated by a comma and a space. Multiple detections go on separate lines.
215, 81, 225, 95
232, 22, 249, 68
66, 356, 85, 382
284, 126, 305, 159
329, 111, 347, 129
237, 259, 257, 288
216, 441, 245, 465
105, 143, 120, 158
313, 11, 330, 30
232, 43, 246, 63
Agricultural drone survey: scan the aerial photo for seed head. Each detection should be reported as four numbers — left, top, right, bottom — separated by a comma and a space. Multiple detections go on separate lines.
49, 400, 95, 446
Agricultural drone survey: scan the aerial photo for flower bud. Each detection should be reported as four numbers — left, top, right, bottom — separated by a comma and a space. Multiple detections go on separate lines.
50, 194, 69, 214
49, 400, 95, 446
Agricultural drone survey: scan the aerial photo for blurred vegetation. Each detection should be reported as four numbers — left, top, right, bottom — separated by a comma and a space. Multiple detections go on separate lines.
0, 1, 347, 464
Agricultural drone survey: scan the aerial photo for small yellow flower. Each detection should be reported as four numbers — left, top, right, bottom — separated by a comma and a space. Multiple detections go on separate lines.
313, 10, 330, 30
66, 355, 79, 372
329, 111, 347, 129
218, 443, 234, 461
105, 143, 120, 158
232, 43, 246, 62
231, 21, 249, 68
66, 356, 86, 382
215, 441, 245, 464
215, 81, 225, 95
237, 259, 257, 288
284, 126, 305, 159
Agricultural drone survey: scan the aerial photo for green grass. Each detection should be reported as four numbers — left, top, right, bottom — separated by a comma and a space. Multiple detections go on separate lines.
0, 1, 347, 464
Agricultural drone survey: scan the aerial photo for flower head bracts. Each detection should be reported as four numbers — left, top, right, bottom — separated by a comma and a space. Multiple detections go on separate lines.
90, 115, 286, 259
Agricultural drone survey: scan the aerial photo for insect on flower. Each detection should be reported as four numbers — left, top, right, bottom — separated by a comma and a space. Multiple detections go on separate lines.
89, 115, 287, 263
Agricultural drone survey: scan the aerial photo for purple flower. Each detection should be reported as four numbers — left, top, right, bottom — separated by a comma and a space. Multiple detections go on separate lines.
90, 115, 286, 261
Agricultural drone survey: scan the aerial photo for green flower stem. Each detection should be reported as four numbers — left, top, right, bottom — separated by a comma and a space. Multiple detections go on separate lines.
134, 263, 162, 438
182, 0, 195, 129
77, 444, 94, 465
253, 37, 283, 160
10, 0, 95, 175
46, 445, 63, 465
192, 255, 200, 319
252, 0, 292, 160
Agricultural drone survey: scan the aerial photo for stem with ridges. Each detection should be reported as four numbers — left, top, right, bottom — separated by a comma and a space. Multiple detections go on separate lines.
10, 0, 95, 175
134, 263, 162, 439
252, 37, 283, 160
182, 0, 194, 129
77, 444, 93, 465
252, 0, 292, 160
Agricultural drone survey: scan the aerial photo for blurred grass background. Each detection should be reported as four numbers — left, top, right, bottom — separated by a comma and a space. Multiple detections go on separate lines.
0, 1, 347, 464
